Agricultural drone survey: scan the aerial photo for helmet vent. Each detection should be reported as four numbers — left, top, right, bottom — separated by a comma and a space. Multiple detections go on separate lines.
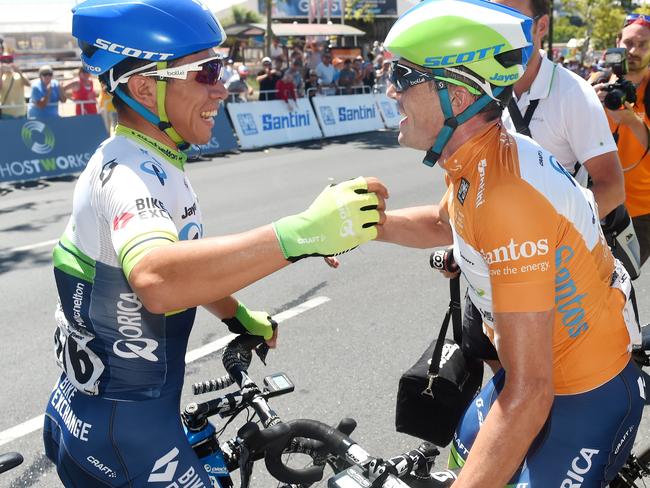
495, 49, 522, 69
79, 40, 99, 58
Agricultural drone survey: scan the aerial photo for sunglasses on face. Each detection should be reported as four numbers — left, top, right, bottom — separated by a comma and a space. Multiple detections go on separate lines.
624, 13, 650, 28
389, 60, 436, 93
110, 55, 223, 92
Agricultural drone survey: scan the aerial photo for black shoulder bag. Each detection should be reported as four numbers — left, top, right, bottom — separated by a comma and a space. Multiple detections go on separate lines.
395, 276, 484, 447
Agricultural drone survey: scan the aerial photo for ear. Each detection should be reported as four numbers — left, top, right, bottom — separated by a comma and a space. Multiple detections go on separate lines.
535, 14, 550, 42
450, 85, 475, 115
126, 75, 158, 112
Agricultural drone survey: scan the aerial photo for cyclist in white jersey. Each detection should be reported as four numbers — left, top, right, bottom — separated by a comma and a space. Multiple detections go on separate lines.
43, 1, 386, 485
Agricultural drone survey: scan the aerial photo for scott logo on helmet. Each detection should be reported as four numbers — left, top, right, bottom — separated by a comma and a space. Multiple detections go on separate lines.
423, 43, 506, 68
94, 38, 174, 61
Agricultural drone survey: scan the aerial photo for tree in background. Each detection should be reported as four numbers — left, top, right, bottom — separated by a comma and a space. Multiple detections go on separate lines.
559, 0, 625, 57
221, 5, 262, 27
345, 0, 375, 23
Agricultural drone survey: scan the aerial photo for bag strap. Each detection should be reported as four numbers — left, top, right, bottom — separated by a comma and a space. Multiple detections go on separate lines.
507, 98, 539, 138
1, 76, 15, 107
426, 276, 462, 378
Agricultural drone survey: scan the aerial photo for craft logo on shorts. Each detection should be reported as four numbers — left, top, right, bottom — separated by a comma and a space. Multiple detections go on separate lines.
21, 120, 56, 155
319, 106, 336, 125
237, 113, 258, 135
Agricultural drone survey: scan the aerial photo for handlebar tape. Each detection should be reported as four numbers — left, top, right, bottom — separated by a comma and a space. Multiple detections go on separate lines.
265, 419, 358, 484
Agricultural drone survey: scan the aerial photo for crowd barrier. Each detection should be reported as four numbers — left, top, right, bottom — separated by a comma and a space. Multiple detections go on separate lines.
226, 98, 322, 150
0, 114, 107, 184
0, 93, 401, 184
312, 93, 385, 138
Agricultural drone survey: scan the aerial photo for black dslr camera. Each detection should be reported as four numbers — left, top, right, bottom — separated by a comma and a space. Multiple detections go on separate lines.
601, 47, 637, 110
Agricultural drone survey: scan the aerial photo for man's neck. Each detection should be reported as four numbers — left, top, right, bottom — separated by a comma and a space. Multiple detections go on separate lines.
625, 67, 649, 86
438, 117, 495, 165
513, 49, 543, 99
119, 111, 178, 151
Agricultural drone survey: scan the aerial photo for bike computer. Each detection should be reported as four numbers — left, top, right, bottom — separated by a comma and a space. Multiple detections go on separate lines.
263, 373, 294, 396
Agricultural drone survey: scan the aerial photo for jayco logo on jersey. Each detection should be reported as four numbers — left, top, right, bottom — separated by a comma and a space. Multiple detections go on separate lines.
113, 293, 159, 362
481, 238, 549, 264
179, 222, 203, 240
338, 105, 376, 122
424, 44, 506, 68
262, 111, 311, 131
556, 246, 589, 338
140, 161, 167, 186
94, 38, 173, 61
561, 448, 599, 487
489, 72, 519, 83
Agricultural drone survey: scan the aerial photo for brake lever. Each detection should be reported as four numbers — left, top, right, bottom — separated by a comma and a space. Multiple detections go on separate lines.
255, 342, 269, 366
239, 443, 254, 488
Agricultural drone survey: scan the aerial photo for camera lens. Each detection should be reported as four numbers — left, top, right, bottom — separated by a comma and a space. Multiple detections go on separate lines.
604, 89, 625, 111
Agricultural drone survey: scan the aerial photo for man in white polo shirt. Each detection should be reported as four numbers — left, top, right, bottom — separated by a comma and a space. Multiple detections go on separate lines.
460, 0, 637, 370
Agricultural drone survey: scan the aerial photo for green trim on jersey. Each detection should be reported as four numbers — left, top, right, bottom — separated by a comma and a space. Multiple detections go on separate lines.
448, 444, 465, 470
115, 125, 187, 171
53, 234, 96, 282
119, 230, 178, 279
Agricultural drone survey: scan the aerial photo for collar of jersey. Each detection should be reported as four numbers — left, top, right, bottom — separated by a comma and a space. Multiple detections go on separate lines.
440, 123, 502, 179
115, 125, 187, 171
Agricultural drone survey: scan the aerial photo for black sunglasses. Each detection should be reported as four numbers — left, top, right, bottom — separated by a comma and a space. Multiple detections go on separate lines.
390, 60, 436, 93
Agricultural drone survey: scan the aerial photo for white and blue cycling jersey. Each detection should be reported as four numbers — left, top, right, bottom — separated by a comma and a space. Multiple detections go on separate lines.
44, 126, 215, 487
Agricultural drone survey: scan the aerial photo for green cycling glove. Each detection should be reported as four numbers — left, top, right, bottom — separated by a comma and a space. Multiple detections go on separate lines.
273, 176, 380, 261
222, 303, 276, 340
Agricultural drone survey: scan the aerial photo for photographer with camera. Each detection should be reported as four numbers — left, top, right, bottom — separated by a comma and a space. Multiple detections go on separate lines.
593, 14, 650, 267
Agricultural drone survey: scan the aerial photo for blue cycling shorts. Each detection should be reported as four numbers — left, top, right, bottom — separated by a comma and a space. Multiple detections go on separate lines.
43, 374, 213, 487
450, 359, 645, 487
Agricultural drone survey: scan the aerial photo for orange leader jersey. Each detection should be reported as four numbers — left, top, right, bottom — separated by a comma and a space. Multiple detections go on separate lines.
442, 123, 632, 395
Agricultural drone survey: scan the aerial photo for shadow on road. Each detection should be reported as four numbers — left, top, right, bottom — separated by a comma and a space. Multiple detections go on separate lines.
9, 452, 54, 488
0, 248, 53, 274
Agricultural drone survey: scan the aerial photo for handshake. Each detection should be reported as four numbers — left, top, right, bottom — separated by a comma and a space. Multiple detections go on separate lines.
273, 176, 388, 262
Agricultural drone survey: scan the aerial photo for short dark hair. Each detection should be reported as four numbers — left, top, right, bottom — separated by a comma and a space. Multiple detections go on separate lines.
438, 65, 513, 121
530, 0, 549, 19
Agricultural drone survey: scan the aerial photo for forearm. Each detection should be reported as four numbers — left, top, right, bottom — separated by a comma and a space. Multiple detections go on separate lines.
453, 382, 552, 487
582, 151, 625, 218
378, 205, 452, 248
625, 114, 649, 149
591, 179, 624, 218
130, 225, 289, 314
203, 296, 238, 319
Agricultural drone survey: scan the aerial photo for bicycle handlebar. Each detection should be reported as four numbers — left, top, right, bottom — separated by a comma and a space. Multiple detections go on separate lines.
0, 452, 23, 474
265, 418, 367, 484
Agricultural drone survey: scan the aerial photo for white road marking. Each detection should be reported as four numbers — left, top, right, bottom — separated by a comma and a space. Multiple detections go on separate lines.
9, 239, 58, 253
0, 296, 330, 447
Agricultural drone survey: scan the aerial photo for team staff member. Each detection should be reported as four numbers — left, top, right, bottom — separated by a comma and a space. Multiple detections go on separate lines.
459, 0, 631, 370
379, 0, 643, 485
43, 0, 386, 486
594, 14, 650, 266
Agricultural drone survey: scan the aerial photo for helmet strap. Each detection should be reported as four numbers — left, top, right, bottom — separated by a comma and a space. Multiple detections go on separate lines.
423, 72, 504, 167
112, 61, 189, 151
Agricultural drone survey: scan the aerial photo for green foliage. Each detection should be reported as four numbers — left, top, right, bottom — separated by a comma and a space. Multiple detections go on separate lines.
345, 0, 375, 23
221, 5, 262, 27
559, 0, 625, 50
553, 15, 583, 43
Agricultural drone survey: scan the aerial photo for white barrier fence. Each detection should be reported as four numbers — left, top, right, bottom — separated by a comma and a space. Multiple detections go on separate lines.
226, 99, 322, 150
311, 94, 385, 138
373, 93, 401, 129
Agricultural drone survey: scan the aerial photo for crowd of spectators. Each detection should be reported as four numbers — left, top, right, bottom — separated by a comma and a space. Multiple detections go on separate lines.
224, 39, 392, 106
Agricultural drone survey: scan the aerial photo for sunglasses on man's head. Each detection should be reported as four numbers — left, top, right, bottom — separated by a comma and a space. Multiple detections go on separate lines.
389, 60, 436, 93
624, 13, 650, 28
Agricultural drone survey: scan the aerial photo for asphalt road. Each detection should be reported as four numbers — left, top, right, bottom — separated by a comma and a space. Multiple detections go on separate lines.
1, 130, 649, 487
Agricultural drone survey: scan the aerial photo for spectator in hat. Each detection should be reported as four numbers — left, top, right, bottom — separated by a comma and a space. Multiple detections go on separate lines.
316, 52, 336, 95
0, 53, 30, 118
227, 65, 253, 103
257, 56, 281, 101
28, 65, 66, 119
304, 68, 320, 98
276, 69, 297, 111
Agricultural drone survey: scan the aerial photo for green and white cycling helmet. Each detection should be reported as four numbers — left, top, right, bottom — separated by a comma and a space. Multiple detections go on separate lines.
384, 0, 533, 166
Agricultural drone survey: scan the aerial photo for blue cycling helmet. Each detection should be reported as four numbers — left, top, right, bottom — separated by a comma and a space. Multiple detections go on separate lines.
72, 0, 226, 76
72, 0, 227, 149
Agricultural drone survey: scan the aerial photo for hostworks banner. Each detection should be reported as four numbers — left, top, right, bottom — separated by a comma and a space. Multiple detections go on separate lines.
0, 115, 108, 183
